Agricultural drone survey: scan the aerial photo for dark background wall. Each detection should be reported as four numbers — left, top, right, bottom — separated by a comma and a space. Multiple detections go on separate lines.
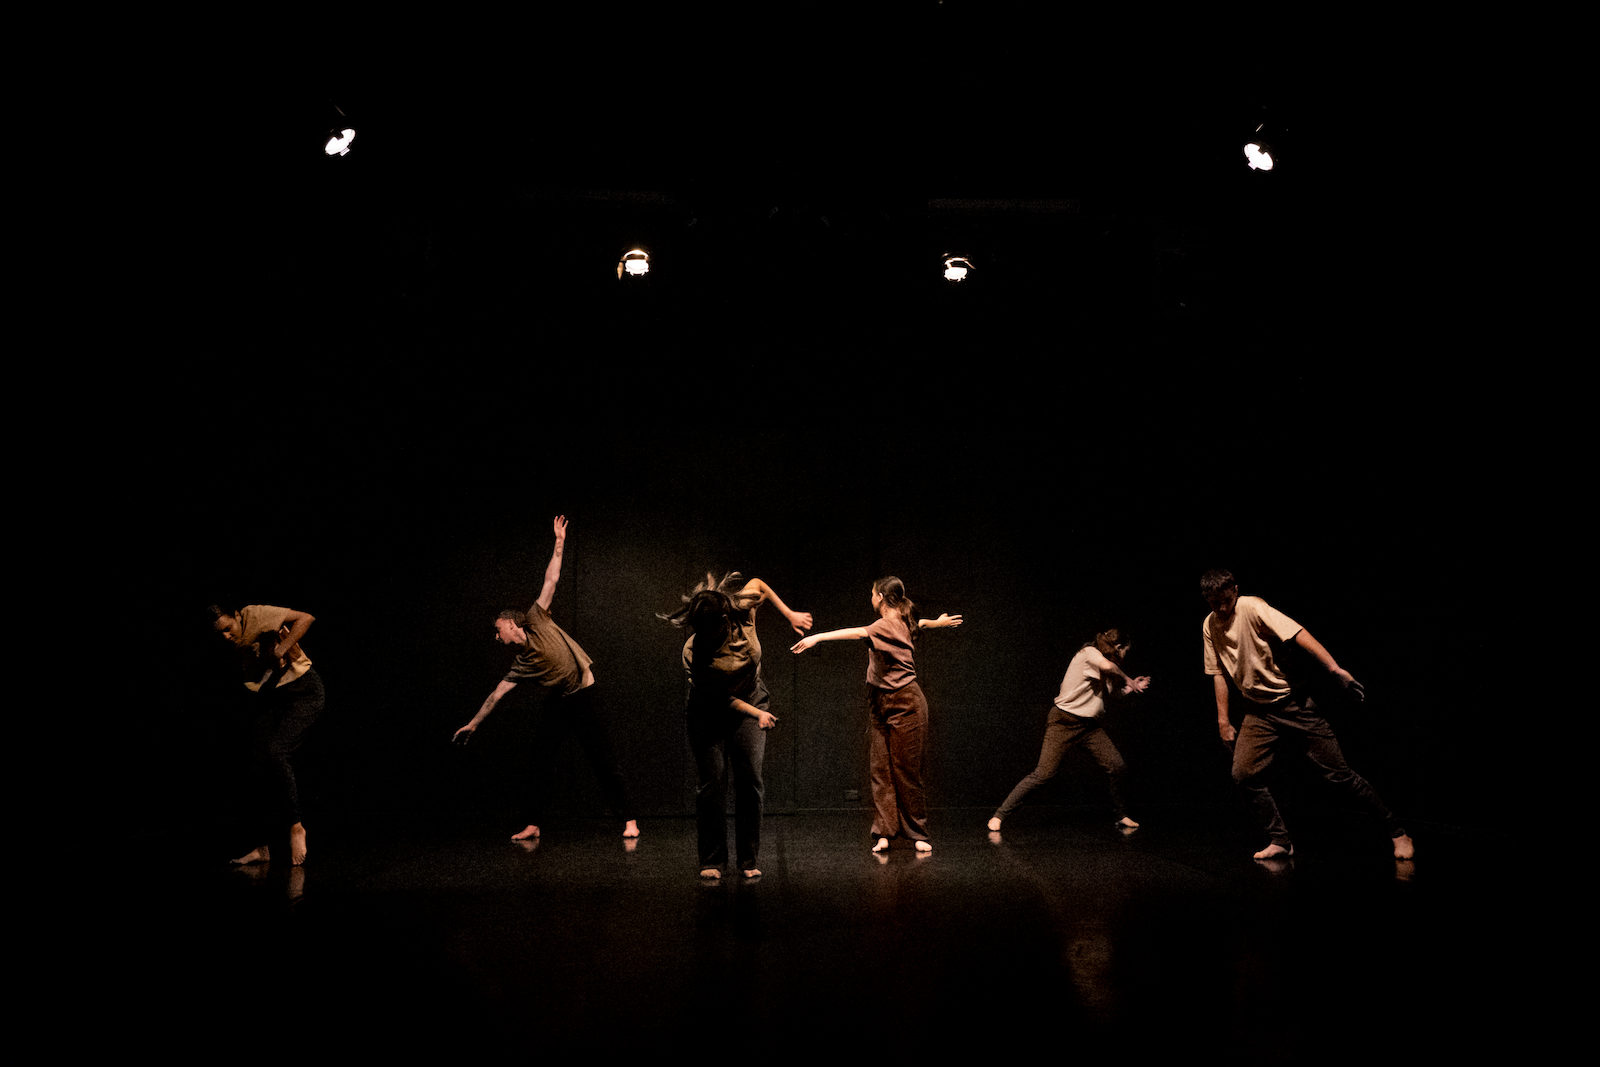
115, 16, 1506, 848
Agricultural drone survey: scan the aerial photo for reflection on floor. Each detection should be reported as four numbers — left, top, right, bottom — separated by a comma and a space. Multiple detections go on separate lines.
115, 807, 1513, 1053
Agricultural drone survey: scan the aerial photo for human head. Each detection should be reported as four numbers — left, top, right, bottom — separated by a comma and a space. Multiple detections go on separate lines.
1199, 569, 1239, 618
495, 609, 527, 645
210, 604, 241, 642
1094, 628, 1131, 663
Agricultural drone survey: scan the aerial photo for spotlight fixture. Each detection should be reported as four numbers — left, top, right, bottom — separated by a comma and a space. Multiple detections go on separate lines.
1242, 133, 1274, 171
943, 255, 974, 282
617, 248, 650, 279
323, 103, 356, 157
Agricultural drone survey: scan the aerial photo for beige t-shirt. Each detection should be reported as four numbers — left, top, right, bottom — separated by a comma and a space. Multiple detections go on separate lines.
1202, 595, 1303, 704
1053, 645, 1115, 719
233, 604, 313, 691
503, 602, 594, 696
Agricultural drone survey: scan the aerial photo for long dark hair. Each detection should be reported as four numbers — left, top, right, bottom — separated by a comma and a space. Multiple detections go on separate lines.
873, 576, 917, 644
1093, 627, 1129, 663
659, 572, 752, 677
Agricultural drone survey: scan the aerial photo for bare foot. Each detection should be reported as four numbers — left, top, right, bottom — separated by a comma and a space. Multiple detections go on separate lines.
622, 820, 640, 838
741, 868, 761, 878
700, 868, 721, 879
232, 846, 270, 865
986, 816, 1002, 832
1117, 817, 1140, 828
1392, 834, 1415, 860
871, 837, 890, 853
1253, 843, 1292, 860
511, 825, 541, 841
914, 840, 933, 853
289, 822, 308, 866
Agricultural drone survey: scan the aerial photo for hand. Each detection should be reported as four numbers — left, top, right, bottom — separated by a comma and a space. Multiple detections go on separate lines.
1335, 669, 1365, 703
791, 636, 816, 653
754, 710, 779, 730
552, 515, 568, 542
1218, 721, 1236, 744
789, 611, 814, 635
272, 642, 290, 662
1128, 675, 1151, 694
452, 724, 476, 745
937, 614, 963, 628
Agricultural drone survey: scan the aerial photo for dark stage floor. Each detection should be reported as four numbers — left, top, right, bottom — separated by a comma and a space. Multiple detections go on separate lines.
117, 808, 1516, 1054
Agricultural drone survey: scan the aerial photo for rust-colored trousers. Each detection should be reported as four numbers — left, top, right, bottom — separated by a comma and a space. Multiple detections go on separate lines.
868, 682, 930, 841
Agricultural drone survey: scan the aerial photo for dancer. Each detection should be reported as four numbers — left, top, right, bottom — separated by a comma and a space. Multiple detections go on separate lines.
661, 574, 812, 879
453, 517, 640, 841
213, 602, 322, 866
791, 577, 962, 853
1201, 568, 1414, 861
988, 628, 1150, 833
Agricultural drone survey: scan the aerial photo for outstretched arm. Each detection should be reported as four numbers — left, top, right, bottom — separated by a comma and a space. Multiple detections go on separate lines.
1293, 628, 1364, 701
1087, 648, 1149, 696
917, 613, 963, 631
535, 516, 569, 612
454, 680, 519, 744
742, 579, 813, 635
791, 626, 871, 653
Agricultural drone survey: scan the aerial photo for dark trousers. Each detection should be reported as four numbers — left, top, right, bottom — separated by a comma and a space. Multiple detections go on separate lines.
687, 707, 767, 870
1232, 694, 1405, 847
994, 710, 1129, 821
868, 682, 930, 842
522, 684, 638, 827
248, 668, 324, 840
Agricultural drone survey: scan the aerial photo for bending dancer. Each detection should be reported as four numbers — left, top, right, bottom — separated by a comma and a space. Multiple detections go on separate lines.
213, 603, 322, 866
453, 517, 639, 841
792, 577, 962, 853
661, 574, 812, 879
1201, 568, 1414, 861
988, 628, 1150, 833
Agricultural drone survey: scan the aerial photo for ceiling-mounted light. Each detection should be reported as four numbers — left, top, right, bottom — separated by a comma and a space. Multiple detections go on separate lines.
324, 127, 356, 156
617, 248, 650, 279
943, 254, 974, 282
1243, 135, 1274, 171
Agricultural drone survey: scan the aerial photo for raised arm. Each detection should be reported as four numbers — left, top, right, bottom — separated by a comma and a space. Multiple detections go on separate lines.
535, 516, 568, 612
1293, 628, 1364, 701
916, 613, 963, 631
741, 579, 813, 635
791, 626, 871, 653
454, 680, 519, 744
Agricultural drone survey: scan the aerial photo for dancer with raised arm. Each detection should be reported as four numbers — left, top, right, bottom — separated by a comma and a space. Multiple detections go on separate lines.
988, 628, 1150, 834
791, 577, 961, 853
453, 517, 640, 842
213, 602, 322, 866
1201, 568, 1414, 862
661, 573, 812, 879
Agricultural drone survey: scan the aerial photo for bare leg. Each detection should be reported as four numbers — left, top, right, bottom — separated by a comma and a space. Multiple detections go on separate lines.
1392, 833, 1415, 860
511, 824, 541, 841
622, 820, 640, 838
232, 846, 270, 865
289, 822, 308, 865
1253, 843, 1292, 860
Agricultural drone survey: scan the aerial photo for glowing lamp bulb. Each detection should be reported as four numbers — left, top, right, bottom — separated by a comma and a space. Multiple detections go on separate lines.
324, 128, 356, 156
1243, 143, 1274, 171
943, 256, 973, 282
620, 250, 650, 277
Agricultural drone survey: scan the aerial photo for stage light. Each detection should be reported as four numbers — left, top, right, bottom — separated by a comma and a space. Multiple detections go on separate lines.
1243, 140, 1274, 171
617, 248, 650, 279
943, 255, 974, 282
324, 127, 356, 156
